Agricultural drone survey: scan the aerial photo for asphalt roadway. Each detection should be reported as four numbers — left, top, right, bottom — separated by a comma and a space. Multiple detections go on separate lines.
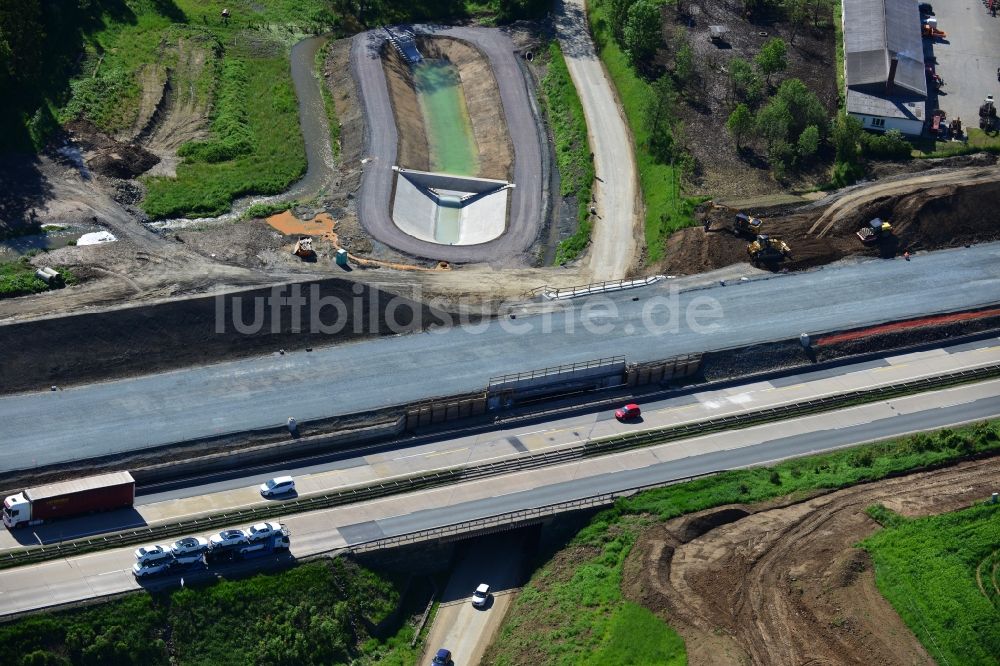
0, 377, 996, 618
926, 0, 1000, 130
351, 26, 544, 263
0, 244, 998, 471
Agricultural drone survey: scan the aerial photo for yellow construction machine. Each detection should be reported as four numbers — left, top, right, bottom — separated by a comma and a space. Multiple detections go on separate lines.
857, 218, 892, 244
747, 234, 791, 266
732, 212, 763, 237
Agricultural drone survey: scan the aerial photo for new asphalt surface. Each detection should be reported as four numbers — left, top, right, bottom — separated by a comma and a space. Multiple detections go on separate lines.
0, 244, 998, 472
351, 26, 543, 263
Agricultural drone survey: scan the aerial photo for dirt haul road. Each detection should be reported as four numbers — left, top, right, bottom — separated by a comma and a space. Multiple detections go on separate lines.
623, 456, 1000, 666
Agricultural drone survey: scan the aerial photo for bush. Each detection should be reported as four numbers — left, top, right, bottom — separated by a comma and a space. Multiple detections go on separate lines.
860, 129, 911, 159
797, 124, 820, 159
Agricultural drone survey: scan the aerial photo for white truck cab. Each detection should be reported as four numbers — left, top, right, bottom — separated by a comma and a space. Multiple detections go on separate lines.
3, 493, 30, 528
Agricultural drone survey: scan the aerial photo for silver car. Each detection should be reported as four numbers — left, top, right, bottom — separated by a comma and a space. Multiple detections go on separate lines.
132, 560, 171, 578
210, 529, 248, 548
260, 476, 296, 498
134, 544, 172, 564
246, 521, 283, 541
171, 536, 209, 556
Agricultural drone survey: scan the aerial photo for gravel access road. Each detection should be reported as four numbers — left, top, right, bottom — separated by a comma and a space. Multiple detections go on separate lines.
554, 0, 641, 280
351, 27, 544, 264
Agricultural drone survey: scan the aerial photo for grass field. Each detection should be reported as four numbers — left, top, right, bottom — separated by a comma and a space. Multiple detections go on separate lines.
0, 559, 428, 665
863, 502, 1000, 665
316, 40, 342, 159
142, 53, 307, 218
486, 419, 1000, 664
540, 43, 595, 265
587, 0, 699, 264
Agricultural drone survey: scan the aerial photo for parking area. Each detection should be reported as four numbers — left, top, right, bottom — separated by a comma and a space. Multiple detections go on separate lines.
925, 0, 1000, 128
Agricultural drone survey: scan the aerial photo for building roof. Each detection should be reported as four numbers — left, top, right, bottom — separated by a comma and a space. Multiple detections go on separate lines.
843, 0, 927, 97
27, 471, 134, 501
847, 89, 925, 122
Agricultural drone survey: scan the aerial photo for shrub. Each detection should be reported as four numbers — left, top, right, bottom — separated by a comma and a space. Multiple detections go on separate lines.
769, 470, 782, 485
797, 124, 820, 159
860, 128, 911, 159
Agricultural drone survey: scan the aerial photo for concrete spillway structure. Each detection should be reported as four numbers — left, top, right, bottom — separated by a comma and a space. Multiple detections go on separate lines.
391, 167, 512, 245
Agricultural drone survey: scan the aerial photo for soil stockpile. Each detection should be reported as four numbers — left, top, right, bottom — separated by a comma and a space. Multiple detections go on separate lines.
659, 166, 1000, 274
0, 277, 460, 395
622, 457, 1000, 665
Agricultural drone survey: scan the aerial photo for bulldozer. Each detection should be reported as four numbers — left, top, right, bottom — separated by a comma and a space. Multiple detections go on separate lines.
747, 234, 791, 266
856, 218, 892, 244
732, 212, 763, 237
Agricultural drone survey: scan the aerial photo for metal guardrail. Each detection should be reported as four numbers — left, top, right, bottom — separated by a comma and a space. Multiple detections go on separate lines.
348, 470, 721, 553
1, 363, 997, 569
488, 356, 626, 390
528, 276, 668, 300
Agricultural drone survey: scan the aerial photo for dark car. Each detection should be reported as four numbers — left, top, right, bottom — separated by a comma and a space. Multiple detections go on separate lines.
431, 648, 453, 666
615, 403, 641, 421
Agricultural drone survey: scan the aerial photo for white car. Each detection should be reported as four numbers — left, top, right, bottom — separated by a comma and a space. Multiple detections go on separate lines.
260, 476, 296, 498
246, 521, 283, 541
471, 583, 490, 608
134, 544, 172, 564
171, 536, 210, 556
132, 560, 171, 578
210, 529, 248, 548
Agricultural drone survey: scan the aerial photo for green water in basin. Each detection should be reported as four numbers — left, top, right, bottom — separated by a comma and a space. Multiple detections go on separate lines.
413, 59, 479, 176
435, 194, 462, 244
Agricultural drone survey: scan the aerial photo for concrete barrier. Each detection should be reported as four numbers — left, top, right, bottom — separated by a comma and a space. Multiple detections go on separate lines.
132, 417, 406, 485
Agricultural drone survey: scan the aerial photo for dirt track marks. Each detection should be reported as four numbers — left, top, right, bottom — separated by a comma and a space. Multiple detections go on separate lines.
808, 166, 1000, 238
624, 458, 1000, 666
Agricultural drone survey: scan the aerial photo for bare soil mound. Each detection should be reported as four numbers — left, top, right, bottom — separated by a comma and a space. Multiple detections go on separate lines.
64, 120, 161, 180
659, 166, 1000, 274
622, 457, 1000, 665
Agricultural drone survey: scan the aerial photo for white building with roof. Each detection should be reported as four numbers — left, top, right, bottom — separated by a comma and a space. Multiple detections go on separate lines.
842, 0, 928, 135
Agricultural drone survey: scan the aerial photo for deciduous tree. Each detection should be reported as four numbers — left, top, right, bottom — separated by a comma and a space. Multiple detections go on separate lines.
623, 0, 662, 66
726, 103, 754, 149
755, 37, 787, 86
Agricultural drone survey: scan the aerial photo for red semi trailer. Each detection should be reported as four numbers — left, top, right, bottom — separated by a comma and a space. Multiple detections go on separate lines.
3, 471, 135, 528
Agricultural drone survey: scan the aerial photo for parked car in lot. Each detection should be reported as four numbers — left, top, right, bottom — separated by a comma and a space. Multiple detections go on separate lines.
132, 560, 172, 578
259, 475, 296, 498
431, 648, 453, 666
210, 529, 248, 548
134, 544, 171, 564
471, 583, 491, 608
171, 536, 209, 556
246, 521, 283, 541
615, 403, 641, 421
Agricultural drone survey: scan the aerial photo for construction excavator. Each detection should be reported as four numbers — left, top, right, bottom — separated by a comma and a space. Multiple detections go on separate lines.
293, 237, 315, 259
732, 212, 763, 237
747, 234, 791, 266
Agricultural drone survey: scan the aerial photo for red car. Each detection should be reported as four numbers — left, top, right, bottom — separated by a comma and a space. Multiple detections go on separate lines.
615, 403, 641, 421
